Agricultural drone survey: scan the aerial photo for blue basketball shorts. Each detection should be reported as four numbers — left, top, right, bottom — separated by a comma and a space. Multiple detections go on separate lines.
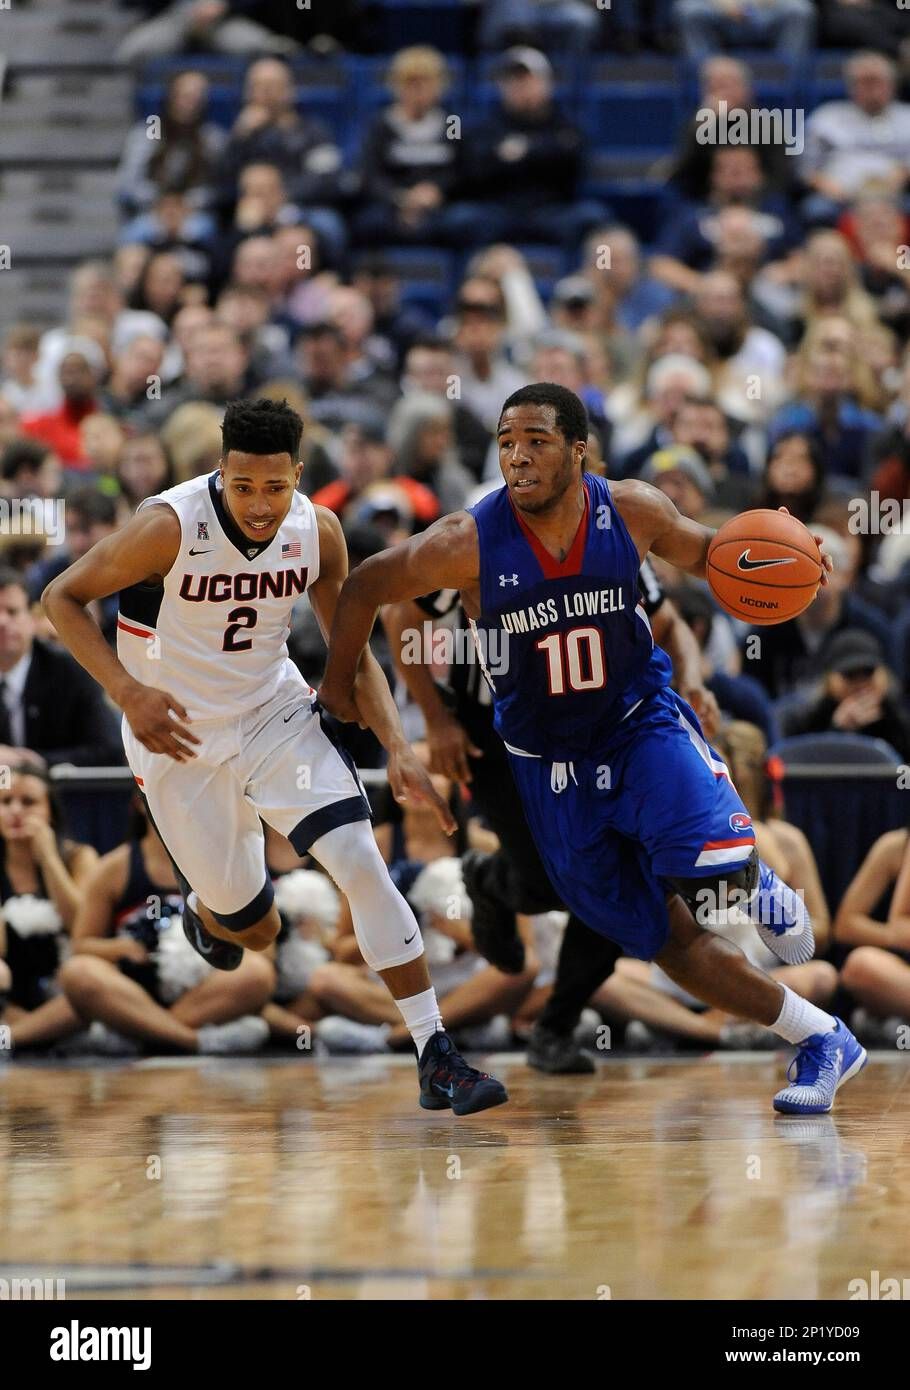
506, 687, 756, 960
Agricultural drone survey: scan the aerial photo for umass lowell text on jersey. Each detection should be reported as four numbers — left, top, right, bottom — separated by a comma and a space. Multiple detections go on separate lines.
469, 472, 672, 760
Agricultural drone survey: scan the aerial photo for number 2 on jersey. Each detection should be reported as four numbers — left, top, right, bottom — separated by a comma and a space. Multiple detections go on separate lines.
536, 626, 607, 694
223, 606, 257, 652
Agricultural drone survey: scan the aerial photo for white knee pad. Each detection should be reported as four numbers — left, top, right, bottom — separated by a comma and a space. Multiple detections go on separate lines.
309, 820, 424, 972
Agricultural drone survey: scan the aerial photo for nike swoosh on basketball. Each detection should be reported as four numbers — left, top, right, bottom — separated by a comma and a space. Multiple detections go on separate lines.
737, 549, 798, 572
189, 546, 213, 555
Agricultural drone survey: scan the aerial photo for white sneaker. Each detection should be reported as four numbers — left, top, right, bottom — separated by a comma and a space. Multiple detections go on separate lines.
197, 1015, 269, 1055
316, 1016, 390, 1054
747, 860, 815, 965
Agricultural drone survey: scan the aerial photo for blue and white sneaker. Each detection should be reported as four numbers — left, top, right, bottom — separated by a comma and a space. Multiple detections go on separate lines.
418, 1030, 509, 1116
773, 1018, 867, 1114
747, 859, 815, 965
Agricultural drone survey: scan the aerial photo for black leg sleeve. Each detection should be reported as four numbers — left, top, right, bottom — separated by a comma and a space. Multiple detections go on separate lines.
538, 914, 622, 1035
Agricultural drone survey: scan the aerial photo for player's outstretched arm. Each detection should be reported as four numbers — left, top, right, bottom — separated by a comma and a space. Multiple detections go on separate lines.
41, 506, 200, 762
612, 479, 715, 578
320, 510, 480, 719
309, 507, 456, 834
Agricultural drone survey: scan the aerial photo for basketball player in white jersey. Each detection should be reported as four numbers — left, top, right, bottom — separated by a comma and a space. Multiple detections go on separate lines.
42, 398, 508, 1114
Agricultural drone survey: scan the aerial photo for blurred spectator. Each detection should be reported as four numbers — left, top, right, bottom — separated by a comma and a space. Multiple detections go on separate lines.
613, 352, 713, 476
120, 190, 216, 288
117, 432, 175, 513
673, 0, 815, 62
310, 420, 440, 528
327, 286, 399, 406
21, 342, 104, 471
528, 329, 610, 456
146, 321, 250, 425
0, 763, 98, 1052
117, 0, 298, 63
868, 345, 910, 501
62, 801, 273, 1055
0, 441, 64, 504
462, 48, 605, 251
351, 253, 436, 368
838, 191, 910, 338
835, 828, 910, 1042
27, 493, 120, 646
97, 334, 166, 428
744, 526, 893, 698
128, 251, 189, 325
296, 322, 393, 432
784, 629, 910, 756
675, 590, 777, 740
401, 337, 491, 481
451, 278, 527, 432
670, 395, 755, 509
1, 326, 57, 416
767, 340, 883, 481
580, 225, 677, 334
0, 398, 21, 453
693, 270, 787, 424
640, 444, 715, 522
387, 393, 474, 513
214, 57, 345, 261
478, 0, 601, 54
653, 147, 800, 297
802, 52, 910, 225
670, 57, 798, 201
115, 69, 226, 217
159, 400, 225, 481
0, 568, 121, 765
756, 430, 826, 523
356, 47, 474, 247
80, 415, 127, 483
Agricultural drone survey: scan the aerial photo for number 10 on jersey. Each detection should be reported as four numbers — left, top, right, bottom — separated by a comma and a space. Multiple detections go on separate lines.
536, 626, 607, 695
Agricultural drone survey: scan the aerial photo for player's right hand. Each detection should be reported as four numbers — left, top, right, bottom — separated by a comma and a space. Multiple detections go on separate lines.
122, 685, 201, 762
425, 713, 482, 784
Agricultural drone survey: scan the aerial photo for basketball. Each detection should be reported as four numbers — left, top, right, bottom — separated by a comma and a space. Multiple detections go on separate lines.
706, 509, 823, 625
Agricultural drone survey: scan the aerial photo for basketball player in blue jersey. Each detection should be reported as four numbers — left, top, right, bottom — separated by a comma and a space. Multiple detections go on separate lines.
42, 398, 508, 1115
321, 384, 867, 1115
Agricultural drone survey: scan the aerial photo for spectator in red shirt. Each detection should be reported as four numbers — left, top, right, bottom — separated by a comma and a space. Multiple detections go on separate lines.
20, 340, 103, 470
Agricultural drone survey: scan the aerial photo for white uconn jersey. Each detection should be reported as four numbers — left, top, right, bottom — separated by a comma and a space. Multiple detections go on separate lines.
117, 471, 320, 721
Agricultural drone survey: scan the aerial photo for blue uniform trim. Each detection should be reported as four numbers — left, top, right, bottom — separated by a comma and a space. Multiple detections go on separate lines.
289, 796, 372, 856
211, 873, 275, 930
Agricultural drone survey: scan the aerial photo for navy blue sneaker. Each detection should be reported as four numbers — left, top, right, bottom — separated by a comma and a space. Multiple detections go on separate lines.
418, 1030, 509, 1115
773, 1018, 867, 1114
182, 894, 243, 972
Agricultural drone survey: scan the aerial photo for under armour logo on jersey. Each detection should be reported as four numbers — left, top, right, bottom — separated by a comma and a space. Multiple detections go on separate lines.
499, 574, 519, 587
196, 522, 209, 541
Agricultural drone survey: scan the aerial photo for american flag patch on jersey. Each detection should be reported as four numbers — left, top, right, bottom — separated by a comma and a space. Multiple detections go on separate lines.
282, 541, 301, 558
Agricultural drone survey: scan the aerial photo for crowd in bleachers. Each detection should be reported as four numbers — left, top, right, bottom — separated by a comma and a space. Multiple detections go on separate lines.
1, 3, 910, 1060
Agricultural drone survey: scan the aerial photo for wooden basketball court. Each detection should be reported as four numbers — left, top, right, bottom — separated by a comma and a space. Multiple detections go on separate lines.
1, 1053, 907, 1300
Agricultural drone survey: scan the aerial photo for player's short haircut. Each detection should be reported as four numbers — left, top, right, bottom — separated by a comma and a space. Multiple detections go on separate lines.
221, 397, 303, 462
499, 382, 589, 445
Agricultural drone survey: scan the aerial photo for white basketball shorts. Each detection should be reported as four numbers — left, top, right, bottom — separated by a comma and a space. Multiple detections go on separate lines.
122, 674, 371, 925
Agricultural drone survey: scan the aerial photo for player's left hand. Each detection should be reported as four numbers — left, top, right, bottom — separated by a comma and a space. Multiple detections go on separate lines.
778, 506, 833, 586
387, 744, 457, 836
680, 683, 721, 741
316, 679, 361, 725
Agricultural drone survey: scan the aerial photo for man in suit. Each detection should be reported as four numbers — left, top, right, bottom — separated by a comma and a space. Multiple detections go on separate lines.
0, 567, 122, 767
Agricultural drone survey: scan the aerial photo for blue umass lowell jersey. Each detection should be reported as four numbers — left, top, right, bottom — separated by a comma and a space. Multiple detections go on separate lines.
469, 473, 673, 760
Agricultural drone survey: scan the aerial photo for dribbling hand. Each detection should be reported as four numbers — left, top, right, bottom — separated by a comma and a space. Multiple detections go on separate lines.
387, 744, 457, 836
122, 684, 201, 762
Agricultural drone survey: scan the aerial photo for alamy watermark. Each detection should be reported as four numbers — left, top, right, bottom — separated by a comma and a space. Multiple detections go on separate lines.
695, 101, 804, 157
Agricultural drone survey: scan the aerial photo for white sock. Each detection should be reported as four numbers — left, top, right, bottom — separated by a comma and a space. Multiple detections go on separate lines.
395, 987, 444, 1057
771, 986, 836, 1045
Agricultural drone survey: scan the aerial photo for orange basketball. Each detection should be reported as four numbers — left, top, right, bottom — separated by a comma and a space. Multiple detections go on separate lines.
706, 509, 823, 625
